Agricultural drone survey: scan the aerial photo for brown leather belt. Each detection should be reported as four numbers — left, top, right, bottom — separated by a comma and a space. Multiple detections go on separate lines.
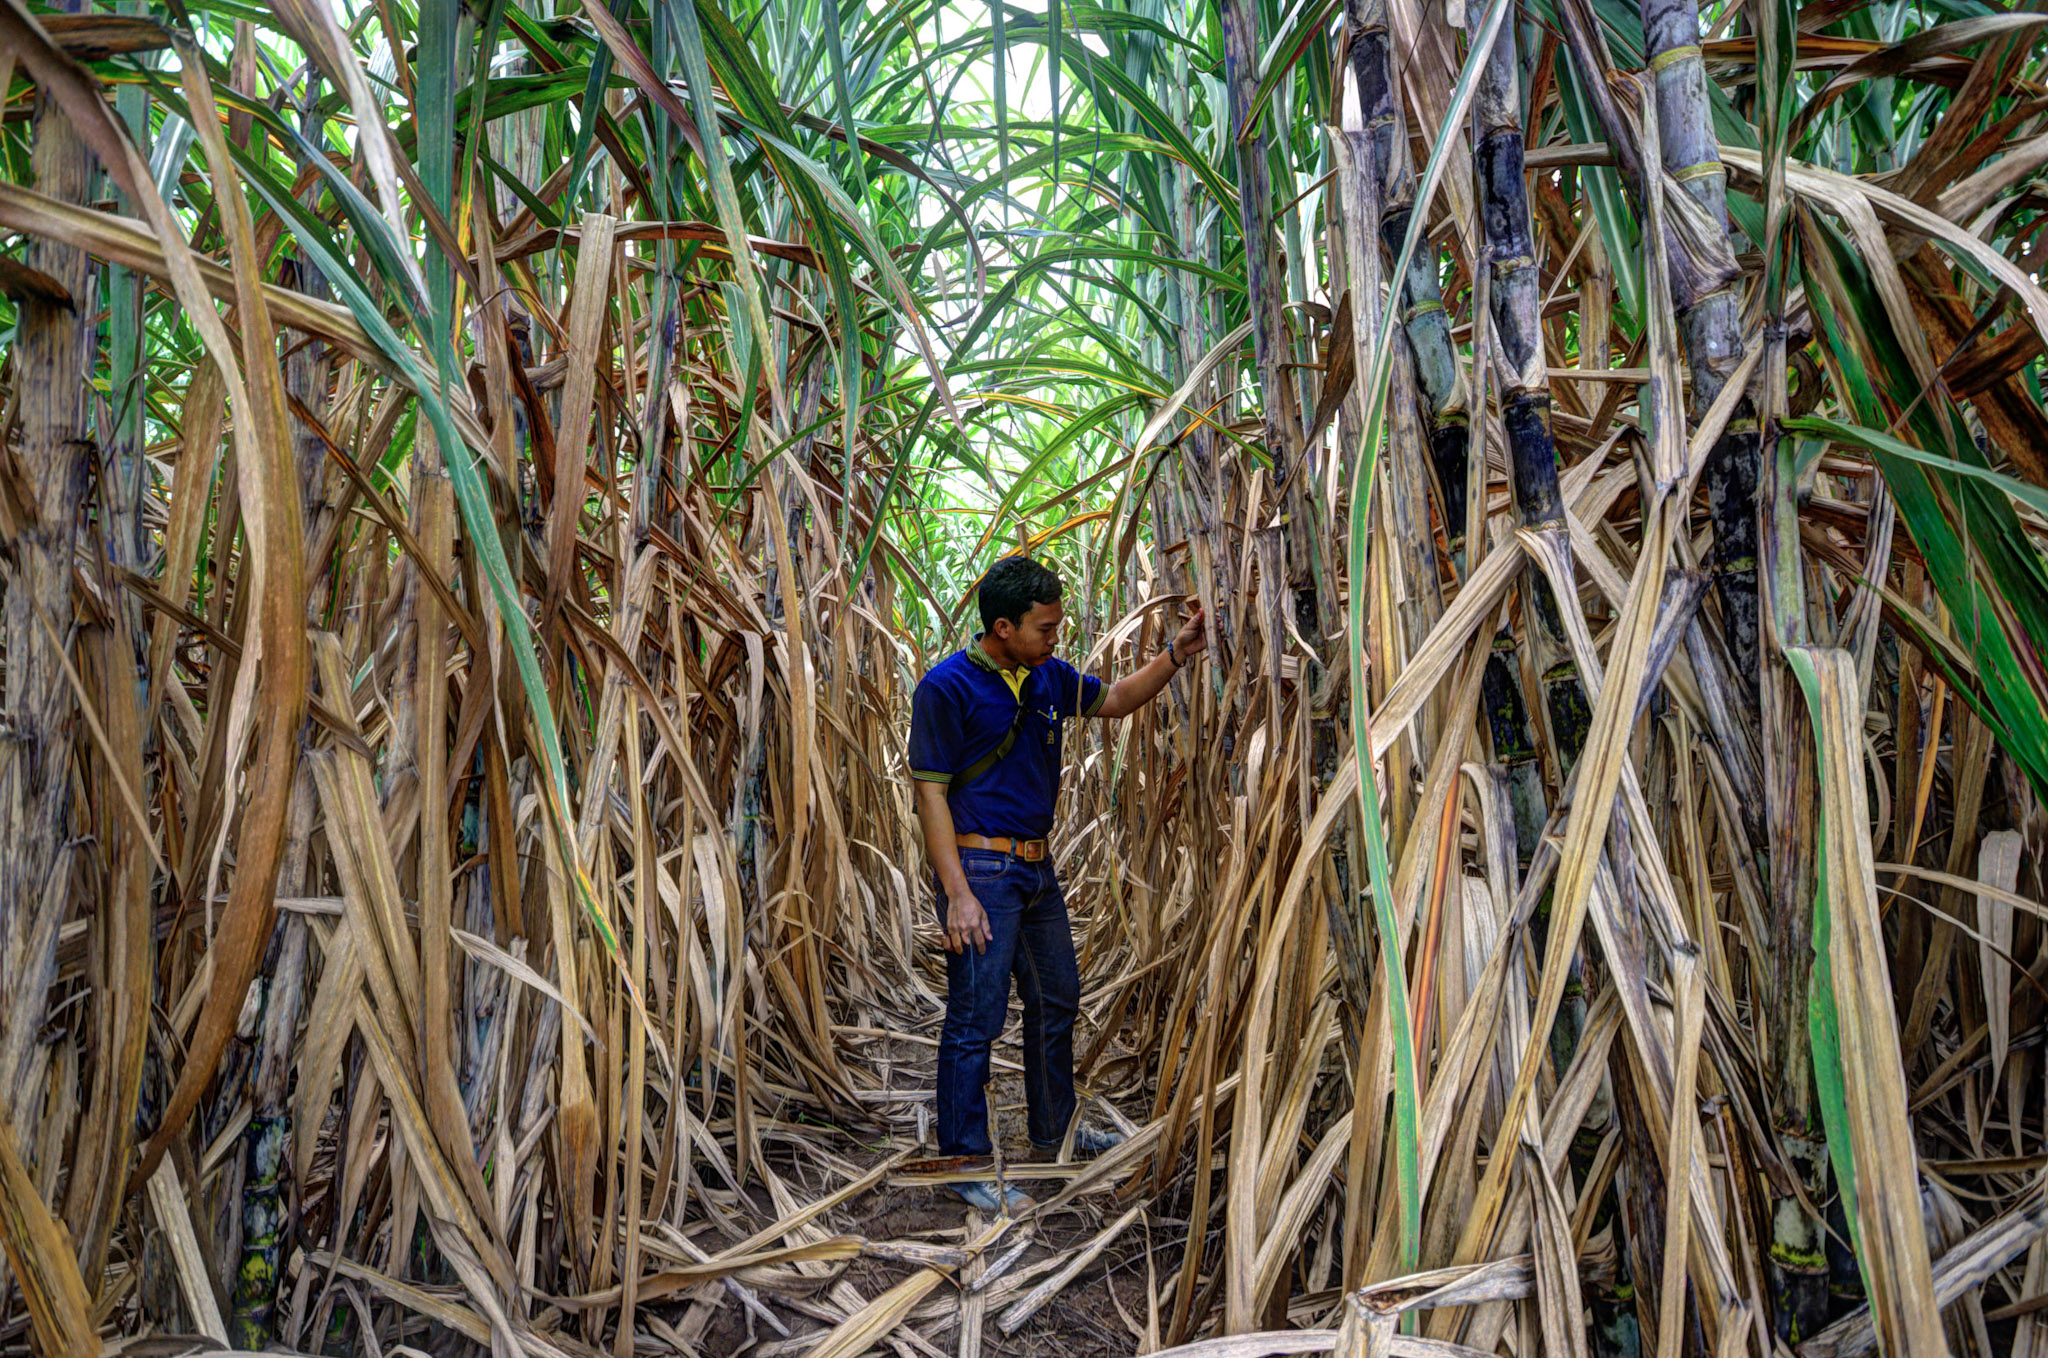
957, 833, 1049, 861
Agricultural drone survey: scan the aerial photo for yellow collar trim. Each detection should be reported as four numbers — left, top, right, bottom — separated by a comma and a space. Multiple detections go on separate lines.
969, 639, 1027, 700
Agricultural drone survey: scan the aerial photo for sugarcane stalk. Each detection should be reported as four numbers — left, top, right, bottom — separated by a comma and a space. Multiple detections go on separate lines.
231, 69, 360, 1343
1221, 0, 1325, 680
1218, 0, 1302, 475
1468, 0, 1590, 776
1161, 56, 1246, 747
0, 11, 99, 1155
1337, 0, 1439, 863
1611, 1048, 1677, 1353
1759, 316, 1830, 1341
1554, 0, 1756, 715
1459, 13, 1599, 1271
1620, 17, 1764, 1348
231, 369, 330, 1341
1472, 17, 1659, 1357
1623, 0, 1820, 1333
1338, 35, 1430, 631
63, 46, 154, 1296
1478, 641, 1548, 870
1638, 0, 1762, 699
1345, 0, 1472, 564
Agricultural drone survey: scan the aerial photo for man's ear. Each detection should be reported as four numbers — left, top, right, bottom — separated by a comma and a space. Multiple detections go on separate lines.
990, 617, 1012, 639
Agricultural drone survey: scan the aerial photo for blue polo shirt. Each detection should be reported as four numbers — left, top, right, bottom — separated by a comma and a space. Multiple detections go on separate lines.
908, 643, 1106, 839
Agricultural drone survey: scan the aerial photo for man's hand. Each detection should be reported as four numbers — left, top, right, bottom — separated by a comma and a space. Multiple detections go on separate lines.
1171, 602, 1208, 663
1097, 599, 1211, 718
945, 890, 993, 954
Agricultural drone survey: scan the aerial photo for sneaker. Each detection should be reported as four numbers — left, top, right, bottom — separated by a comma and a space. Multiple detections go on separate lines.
949, 1180, 1034, 1214
1032, 1123, 1126, 1161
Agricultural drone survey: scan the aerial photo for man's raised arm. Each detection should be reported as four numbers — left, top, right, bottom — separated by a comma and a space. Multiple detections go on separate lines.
1095, 603, 1208, 719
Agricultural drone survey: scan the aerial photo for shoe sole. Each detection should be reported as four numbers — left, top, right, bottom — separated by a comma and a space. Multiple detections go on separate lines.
949, 1186, 1035, 1213
1029, 1140, 1124, 1162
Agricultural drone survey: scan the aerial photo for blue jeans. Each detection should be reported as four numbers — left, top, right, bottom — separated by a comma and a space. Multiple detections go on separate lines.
934, 850, 1080, 1156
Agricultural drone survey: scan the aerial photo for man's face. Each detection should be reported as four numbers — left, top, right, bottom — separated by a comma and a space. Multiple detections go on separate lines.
996, 599, 1063, 666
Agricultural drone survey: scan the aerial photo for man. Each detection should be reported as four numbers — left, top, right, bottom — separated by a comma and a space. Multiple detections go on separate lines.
908, 555, 1206, 1212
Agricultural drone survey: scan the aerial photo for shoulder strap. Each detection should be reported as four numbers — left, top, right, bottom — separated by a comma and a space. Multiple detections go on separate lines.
948, 683, 1028, 797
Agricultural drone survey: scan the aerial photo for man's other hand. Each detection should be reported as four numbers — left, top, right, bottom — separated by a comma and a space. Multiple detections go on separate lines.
1174, 602, 1209, 661
945, 890, 992, 954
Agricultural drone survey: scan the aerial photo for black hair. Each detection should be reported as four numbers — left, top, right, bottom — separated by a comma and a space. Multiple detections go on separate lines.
978, 555, 1062, 632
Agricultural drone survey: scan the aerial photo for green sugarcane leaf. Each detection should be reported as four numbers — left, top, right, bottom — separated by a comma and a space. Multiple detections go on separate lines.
1238, 0, 1339, 144
1780, 648, 1862, 1269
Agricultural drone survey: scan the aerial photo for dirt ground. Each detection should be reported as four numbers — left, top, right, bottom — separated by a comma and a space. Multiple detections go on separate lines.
686, 1058, 1181, 1358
